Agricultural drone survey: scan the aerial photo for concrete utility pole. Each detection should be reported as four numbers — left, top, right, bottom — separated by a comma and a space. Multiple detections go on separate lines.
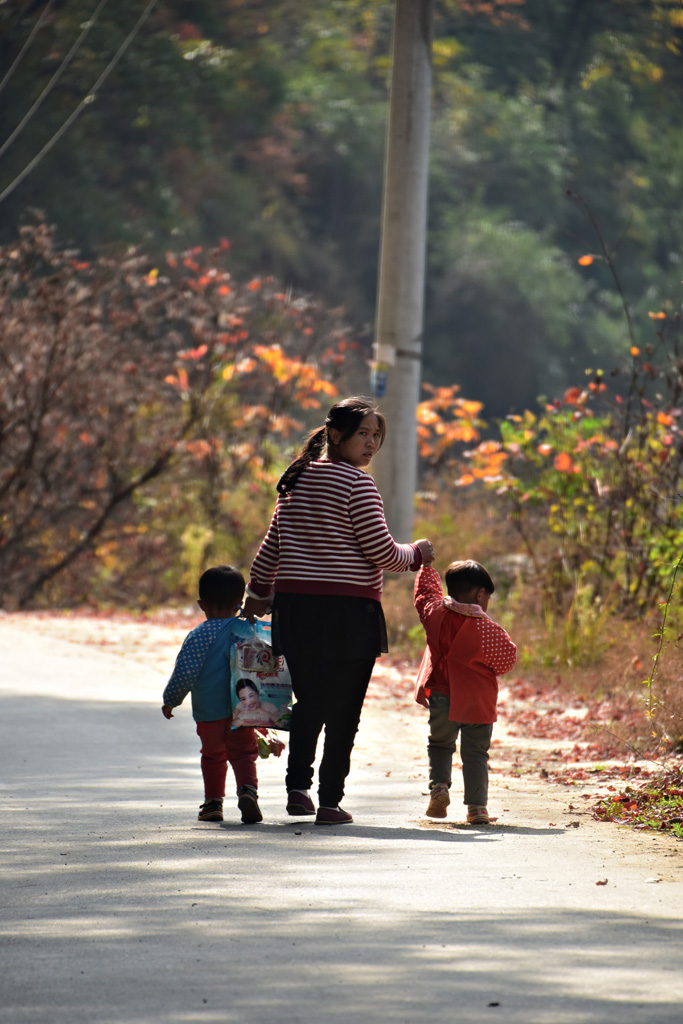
372, 0, 433, 542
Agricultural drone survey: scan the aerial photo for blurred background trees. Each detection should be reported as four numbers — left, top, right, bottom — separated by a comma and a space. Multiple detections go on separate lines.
1, 1, 682, 623
2, 0, 682, 416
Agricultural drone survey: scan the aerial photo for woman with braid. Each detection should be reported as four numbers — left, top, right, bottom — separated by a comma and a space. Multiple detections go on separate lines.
243, 396, 434, 824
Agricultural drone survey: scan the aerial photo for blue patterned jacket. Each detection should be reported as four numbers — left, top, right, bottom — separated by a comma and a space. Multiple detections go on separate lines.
162, 617, 253, 722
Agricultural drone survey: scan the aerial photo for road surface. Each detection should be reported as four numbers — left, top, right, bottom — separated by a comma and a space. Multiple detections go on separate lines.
1, 615, 681, 1023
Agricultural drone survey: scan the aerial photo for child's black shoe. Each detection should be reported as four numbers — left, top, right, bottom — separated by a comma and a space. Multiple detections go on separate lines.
198, 798, 224, 822
237, 785, 263, 824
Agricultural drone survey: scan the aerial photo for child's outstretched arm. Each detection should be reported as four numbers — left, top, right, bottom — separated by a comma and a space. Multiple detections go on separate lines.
414, 564, 445, 624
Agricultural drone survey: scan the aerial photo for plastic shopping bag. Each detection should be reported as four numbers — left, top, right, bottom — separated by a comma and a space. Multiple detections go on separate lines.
230, 620, 292, 731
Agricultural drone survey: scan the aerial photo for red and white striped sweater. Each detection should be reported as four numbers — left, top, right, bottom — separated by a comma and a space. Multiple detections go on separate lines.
248, 460, 421, 602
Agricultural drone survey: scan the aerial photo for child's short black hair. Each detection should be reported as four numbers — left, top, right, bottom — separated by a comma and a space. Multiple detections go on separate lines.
198, 565, 245, 607
444, 560, 495, 601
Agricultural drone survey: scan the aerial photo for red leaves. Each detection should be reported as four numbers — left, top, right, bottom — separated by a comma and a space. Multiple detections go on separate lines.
178, 345, 208, 361
593, 768, 683, 836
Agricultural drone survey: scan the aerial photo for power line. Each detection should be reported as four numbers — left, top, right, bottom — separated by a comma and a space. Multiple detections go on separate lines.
0, 0, 58, 99
0, 0, 159, 206
0, 0, 111, 163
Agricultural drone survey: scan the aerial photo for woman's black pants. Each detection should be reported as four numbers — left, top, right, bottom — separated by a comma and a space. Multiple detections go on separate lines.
283, 650, 375, 807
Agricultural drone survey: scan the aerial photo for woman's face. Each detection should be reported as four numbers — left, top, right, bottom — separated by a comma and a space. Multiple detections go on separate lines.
334, 413, 382, 468
238, 686, 259, 710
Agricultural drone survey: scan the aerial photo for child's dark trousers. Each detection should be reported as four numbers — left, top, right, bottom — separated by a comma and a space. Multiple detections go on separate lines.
428, 692, 493, 806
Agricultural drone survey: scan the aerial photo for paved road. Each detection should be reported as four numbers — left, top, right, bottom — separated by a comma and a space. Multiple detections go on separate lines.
1, 622, 682, 1024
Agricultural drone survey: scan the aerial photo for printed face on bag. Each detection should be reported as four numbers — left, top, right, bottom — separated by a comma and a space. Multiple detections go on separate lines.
331, 413, 382, 468
237, 680, 260, 709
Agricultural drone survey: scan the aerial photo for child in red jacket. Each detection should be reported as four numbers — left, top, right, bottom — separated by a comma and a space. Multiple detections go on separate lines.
413, 560, 517, 824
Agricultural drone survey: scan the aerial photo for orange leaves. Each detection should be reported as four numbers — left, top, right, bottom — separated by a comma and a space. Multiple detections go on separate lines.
417, 384, 485, 465
578, 255, 594, 266
648, 311, 666, 320
222, 358, 256, 381
252, 344, 293, 383
247, 279, 261, 292
184, 438, 219, 460
219, 344, 338, 411
553, 451, 579, 473
146, 268, 159, 287
563, 387, 582, 405
416, 404, 440, 426
630, 346, 640, 357
165, 368, 189, 390
657, 411, 674, 426
178, 344, 208, 361
458, 399, 484, 417
477, 440, 502, 456
537, 443, 553, 456
455, 439, 509, 486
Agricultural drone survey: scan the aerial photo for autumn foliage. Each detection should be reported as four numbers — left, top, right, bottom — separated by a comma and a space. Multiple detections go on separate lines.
0, 216, 356, 608
418, 325, 683, 616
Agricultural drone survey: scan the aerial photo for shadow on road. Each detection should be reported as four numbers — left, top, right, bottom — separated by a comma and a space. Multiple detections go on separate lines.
3, 677, 683, 1023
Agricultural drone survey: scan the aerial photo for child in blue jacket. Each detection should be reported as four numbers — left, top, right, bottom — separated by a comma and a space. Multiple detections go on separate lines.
162, 565, 261, 824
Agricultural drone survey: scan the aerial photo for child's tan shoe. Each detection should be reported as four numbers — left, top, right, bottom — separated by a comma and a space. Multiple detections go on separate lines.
426, 784, 450, 818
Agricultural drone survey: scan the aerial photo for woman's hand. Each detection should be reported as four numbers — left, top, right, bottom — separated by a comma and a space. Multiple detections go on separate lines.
243, 595, 271, 622
415, 538, 435, 564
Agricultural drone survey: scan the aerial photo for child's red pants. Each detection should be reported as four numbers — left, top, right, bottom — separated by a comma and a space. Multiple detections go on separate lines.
195, 718, 259, 798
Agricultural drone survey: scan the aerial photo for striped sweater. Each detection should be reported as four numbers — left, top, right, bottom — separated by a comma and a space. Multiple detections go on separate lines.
248, 460, 421, 602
